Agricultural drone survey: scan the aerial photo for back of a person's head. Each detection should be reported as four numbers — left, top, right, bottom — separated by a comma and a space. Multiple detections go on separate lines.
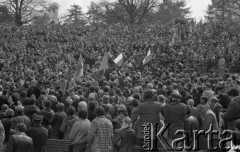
158, 95, 165, 103
102, 95, 109, 104
20, 91, 27, 98
15, 105, 24, 114
210, 97, 219, 104
143, 90, 154, 100
56, 103, 65, 112
16, 123, 27, 133
187, 99, 194, 106
67, 106, 76, 116
228, 88, 239, 97
44, 100, 51, 108
28, 98, 36, 105
88, 101, 96, 111
147, 83, 153, 89
78, 101, 87, 110
102, 104, 110, 113
95, 106, 105, 117
201, 96, 208, 104
6, 108, 14, 118
78, 109, 88, 119
131, 99, 139, 108
133, 93, 141, 100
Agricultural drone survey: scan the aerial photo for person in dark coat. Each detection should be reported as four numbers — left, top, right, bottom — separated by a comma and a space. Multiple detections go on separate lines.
6, 123, 33, 152
2, 109, 14, 142
12, 105, 31, 130
114, 117, 136, 152
24, 98, 40, 123
27, 80, 40, 99
26, 113, 48, 152
50, 103, 66, 139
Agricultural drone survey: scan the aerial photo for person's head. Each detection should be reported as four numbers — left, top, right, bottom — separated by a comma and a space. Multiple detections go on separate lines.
170, 92, 182, 102
1, 104, 8, 111
67, 106, 76, 116
15, 123, 27, 133
102, 95, 109, 104
143, 90, 154, 101
121, 117, 132, 129
227, 88, 239, 99
95, 106, 105, 117
209, 97, 219, 110
78, 101, 87, 110
78, 109, 88, 119
56, 103, 65, 112
88, 101, 96, 111
28, 98, 36, 105
19, 91, 27, 98
158, 95, 166, 104
197, 104, 208, 115
5, 108, 14, 118
200, 96, 208, 104
43, 100, 52, 108
15, 105, 24, 115
33, 113, 43, 125
187, 99, 194, 107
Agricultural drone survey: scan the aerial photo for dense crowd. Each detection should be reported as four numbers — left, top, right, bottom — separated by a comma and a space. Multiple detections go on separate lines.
0, 20, 240, 152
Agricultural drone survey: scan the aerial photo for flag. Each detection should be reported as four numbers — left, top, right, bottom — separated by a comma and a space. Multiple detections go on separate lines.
74, 54, 84, 81
99, 52, 108, 71
114, 53, 123, 67
143, 50, 152, 65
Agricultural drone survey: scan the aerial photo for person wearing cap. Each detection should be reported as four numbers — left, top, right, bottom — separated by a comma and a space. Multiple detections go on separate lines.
88, 106, 114, 152
163, 92, 187, 144
26, 113, 48, 152
6, 123, 33, 152
114, 117, 136, 152
12, 105, 31, 130
219, 88, 240, 130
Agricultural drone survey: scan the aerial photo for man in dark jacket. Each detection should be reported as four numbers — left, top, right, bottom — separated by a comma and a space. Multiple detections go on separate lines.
27, 80, 40, 99
220, 88, 240, 130
26, 113, 48, 152
6, 123, 33, 152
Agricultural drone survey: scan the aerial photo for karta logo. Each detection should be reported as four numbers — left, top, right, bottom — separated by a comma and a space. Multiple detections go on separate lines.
142, 122, 239, 151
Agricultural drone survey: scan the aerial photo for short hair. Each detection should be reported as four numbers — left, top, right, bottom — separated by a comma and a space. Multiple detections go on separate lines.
44, 100, 51, 108
210, 97, 219, 104
131, 99, 139, 108
16, 123, 27, 133
20, 91, 27, 98
102, 104, 110, 113
228, 88, 239, 97
122, 117, 132, 125
28, 98, 36, 105
78, 109, 88, 119
67, 106, 76, 116
95, 106, 105, 117
56, 103, 65, 112
187, 99, 194, 106
133, 94, 141, 100
143, 90, 154, 100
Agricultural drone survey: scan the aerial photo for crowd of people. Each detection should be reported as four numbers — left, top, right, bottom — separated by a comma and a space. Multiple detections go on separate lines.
0, 20, 240, 152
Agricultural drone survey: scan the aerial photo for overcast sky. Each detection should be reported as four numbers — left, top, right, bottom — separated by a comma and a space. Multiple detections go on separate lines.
52, 0, 212, 21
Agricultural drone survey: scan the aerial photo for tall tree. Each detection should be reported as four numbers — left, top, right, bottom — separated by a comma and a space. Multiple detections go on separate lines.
66, 5, 86, 25
117, 0, 160, 24
207, 0, 240, 21
87, 2, 104, 25
0, 5, 14, 23
2, 0, 47, 26
156, 0, 190, 24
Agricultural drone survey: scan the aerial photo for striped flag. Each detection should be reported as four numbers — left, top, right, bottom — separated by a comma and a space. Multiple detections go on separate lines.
99, 52, 108, 71
143, 50, 153, 65
74, 54, 84, 81
114, 53, 123, 67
